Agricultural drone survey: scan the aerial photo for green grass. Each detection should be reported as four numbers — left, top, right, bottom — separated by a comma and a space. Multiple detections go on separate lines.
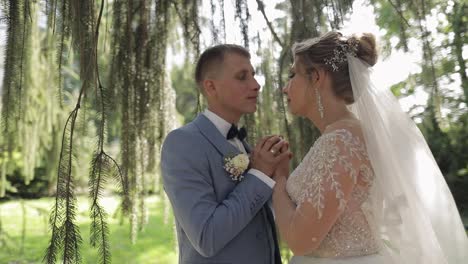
2, 197, 463, 264
0, 195, 177, 264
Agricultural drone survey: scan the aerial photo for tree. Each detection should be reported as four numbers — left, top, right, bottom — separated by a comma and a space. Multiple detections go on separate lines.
0, 0, 466, 263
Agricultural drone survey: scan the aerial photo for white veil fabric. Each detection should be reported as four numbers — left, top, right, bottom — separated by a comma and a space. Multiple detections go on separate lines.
347, 55, 468, 264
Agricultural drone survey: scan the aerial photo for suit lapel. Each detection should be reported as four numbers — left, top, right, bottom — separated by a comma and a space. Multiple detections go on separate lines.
194, 114, 242, 158
241, 139, 252, 154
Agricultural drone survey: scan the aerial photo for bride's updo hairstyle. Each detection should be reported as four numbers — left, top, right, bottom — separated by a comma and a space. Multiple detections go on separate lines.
292, 32, 378, 104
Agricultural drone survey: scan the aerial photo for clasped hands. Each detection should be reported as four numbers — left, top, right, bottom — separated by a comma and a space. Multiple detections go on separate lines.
250, 135, 292, 181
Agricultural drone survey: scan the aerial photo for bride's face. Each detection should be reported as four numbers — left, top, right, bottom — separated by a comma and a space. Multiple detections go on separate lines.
282, 60, 314, 116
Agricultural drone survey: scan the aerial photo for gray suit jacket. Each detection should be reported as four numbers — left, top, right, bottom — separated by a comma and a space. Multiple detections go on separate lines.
161, 114, 281, 264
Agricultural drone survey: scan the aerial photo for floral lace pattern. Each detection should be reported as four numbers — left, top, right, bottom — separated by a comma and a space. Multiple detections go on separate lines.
286, 128, 379, 257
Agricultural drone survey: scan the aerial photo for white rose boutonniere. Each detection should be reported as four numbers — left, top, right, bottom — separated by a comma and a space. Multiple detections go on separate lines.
223, 153, 250, 182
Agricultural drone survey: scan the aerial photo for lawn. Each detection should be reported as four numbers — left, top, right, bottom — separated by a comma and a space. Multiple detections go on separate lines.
1, 196, 465, 264
0, 195, 177, 264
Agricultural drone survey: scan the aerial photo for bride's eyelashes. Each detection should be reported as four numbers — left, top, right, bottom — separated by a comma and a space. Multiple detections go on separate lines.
288, 72, 296, 79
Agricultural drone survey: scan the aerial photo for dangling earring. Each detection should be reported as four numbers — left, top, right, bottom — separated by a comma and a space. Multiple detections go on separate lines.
315, 86, 324, 119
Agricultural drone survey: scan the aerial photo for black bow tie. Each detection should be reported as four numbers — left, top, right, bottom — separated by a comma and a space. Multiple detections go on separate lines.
227, 125, 247, 141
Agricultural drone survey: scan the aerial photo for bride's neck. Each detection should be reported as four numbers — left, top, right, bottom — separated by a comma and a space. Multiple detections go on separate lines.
308, 102, 354, 134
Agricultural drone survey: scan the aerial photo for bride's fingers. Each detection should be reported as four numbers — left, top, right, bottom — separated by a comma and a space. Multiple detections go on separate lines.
254, 135, 274, 152
275, 150, 292, 162
279, 141, 289, 153
270, 139, 286, 155
262, 136, 281, 153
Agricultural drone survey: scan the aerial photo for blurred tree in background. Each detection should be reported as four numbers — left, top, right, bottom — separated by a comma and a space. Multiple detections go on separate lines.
0, 0, 466, 263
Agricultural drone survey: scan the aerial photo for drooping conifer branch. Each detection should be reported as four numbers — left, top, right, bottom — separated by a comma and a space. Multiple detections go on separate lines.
87, 0, 129, 262
235, 0, 250, 48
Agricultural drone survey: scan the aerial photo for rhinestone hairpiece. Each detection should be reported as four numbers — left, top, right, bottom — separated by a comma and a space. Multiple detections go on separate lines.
324, 39, 359, 71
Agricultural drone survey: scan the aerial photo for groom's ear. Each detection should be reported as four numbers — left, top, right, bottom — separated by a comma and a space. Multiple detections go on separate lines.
203, 79, 217, 97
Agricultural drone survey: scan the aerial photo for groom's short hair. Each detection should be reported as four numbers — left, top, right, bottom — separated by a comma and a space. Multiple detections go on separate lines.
195, 44, 251, 93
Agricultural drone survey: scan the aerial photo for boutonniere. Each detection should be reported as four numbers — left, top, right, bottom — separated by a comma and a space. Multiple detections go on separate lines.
223, 153, 250, 182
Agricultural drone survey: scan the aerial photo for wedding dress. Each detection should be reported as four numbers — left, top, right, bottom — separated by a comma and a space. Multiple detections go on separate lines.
284, 54, 468, 263
286, 121, 388, 264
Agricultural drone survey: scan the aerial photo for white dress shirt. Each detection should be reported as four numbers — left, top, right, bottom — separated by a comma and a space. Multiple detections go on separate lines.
203, 109, 276, 189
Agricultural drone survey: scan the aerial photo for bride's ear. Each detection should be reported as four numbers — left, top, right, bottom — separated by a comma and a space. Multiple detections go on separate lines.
309, 68, 320, 85
312, 67, 327, 88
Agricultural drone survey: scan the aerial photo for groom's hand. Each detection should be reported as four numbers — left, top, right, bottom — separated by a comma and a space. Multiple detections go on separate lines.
250, 135, 290, 177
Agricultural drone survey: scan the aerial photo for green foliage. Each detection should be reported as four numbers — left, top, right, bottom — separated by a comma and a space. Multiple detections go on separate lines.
0, 0, 467, 263
170, 62, 198, 124
5, 167, 51, 199
1, 1, 65, 197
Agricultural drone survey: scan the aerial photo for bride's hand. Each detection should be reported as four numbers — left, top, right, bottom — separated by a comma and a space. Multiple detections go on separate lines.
273, 141, 292, 181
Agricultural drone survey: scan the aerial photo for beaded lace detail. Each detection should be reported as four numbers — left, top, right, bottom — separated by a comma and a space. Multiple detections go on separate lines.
286, 128, 379, 257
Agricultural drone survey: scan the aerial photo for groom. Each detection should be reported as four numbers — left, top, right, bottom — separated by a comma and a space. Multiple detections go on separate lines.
161, 44, 287, 263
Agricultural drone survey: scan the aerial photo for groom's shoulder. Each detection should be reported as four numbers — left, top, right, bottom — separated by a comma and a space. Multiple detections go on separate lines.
162, 121, 204, 149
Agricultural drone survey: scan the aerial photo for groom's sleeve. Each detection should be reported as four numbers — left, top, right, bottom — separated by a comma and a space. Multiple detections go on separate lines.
248, 168, 276, 188
161, 129, 273, 257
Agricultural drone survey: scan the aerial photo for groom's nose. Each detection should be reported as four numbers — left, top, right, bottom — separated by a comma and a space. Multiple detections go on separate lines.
251, 78, 260, 91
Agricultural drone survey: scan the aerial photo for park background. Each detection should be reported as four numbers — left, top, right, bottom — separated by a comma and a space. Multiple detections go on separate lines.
0, 0, 467, 263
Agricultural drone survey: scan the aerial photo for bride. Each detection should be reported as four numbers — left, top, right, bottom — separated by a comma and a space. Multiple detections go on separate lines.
267, 31, 468, 263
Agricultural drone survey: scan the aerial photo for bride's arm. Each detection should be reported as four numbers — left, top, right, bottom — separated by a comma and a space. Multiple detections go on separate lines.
272, 132, 362, 255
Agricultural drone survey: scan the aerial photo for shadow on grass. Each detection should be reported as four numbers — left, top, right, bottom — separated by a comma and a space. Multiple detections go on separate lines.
80, 207, 178, 264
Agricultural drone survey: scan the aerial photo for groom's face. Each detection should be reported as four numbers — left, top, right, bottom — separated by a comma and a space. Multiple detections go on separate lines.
211, 52, 260, 116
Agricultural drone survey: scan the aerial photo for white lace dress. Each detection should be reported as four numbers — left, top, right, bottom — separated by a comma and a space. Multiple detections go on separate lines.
286, 126, 386, 264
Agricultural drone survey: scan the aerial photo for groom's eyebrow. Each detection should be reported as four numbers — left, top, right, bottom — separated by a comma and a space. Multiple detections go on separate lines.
236, 69, 256, 76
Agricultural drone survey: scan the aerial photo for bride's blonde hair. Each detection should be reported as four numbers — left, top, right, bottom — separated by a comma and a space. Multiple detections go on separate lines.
292, 31, 378, 104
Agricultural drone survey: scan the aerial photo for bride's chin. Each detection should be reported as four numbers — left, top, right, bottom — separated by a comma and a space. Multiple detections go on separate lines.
288, 106, 296, 115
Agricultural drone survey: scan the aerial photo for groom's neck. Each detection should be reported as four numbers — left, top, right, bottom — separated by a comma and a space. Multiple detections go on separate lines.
207, 106, 241, 124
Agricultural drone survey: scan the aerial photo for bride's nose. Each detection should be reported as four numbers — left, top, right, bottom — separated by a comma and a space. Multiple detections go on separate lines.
282, 83, 289, 94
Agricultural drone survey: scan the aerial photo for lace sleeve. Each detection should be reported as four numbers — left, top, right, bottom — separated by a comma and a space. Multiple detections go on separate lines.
296, 129, 368, 216
284, 128, 371, 253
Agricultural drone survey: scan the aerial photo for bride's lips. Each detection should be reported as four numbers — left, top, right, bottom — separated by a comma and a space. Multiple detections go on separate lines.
247, 96, 258, 102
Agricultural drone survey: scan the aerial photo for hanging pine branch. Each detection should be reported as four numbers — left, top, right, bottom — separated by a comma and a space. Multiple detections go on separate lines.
255, 0, 291, 146
386, 0, 410, 51
0, 0, 65, 197
44, 0, 99, 261
451, 2, 467, 104
17, 0, 30, 117
410, 0, 443, 126
210, 0, 219, 44
151, 0, 171, 192
171, 0, 203, 113
1, 0, 24, 165
219, 0, 226, 43
54, 0, 70, 107
44, 107, 83, 264
172, 0, 201, 60
234, 0, 258, 140
43, 0, 127, 262
235, 0, 250, 48
87, 0, 130, 263
255, 0, 285, 48
325, 0, 353, 29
